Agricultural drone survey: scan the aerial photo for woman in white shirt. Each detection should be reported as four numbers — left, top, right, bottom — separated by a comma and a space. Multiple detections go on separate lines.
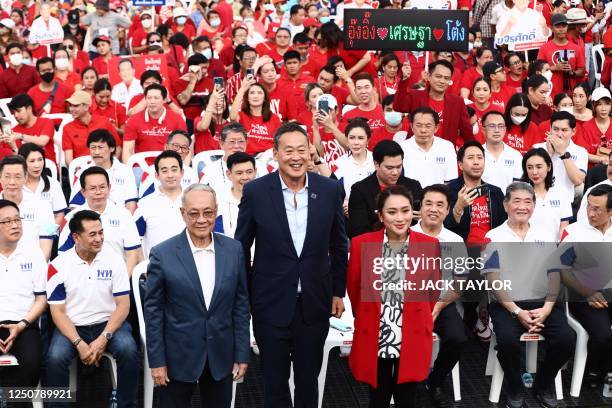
520, 147, 572, 241
18, 143, 67, 225
334, 118, 375, 216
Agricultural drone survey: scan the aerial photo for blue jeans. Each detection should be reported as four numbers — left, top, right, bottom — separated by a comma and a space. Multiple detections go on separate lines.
46, 321, 139, 408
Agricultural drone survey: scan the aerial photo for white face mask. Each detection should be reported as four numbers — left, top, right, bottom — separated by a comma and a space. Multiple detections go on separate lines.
55, 57, 69, 69
384, 111, 402, 127
22, 58, 31, 66
468, 42, 474, 52
559, 106, 574, 115
473, 40, 482, 48
263, 3, 275, 11
200, 48, 212, 59
8, 53, 22, 66
209, 18, 221, 28
175, 16, 187, 25
141, 18, 153, 28
510, 114, 526, 125
542, 70, 553, 82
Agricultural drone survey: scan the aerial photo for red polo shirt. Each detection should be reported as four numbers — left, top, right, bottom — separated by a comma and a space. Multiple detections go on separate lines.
0, 64, 40, 98
62, 114, 121, 159
123, 108, 187, 153
91, 100, 127, 129
238, 111, 282, 155
172, 76, 214, 121
12, 117, 56, 162
27, 82, 72, 115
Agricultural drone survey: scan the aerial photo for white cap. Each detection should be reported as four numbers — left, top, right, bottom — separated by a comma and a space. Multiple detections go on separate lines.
0, 18, 15, 29
591, 87, 612, 102
173, 7, 188, 18
316, 93, 338, 110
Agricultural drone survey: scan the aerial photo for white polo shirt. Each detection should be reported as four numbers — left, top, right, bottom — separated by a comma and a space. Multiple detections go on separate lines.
47, 247, 130, 326
139, 165, 197, 198
24, 178, 67, 215
400, 136, 458, 188
215, 187, 241, 239
334, 151, 375, 199
577, 179, 612, 221
0, 243, 46, 322
70, 160, 139, 208
0, 192, 57, 250
561, 219, 612, 242
482, 221, 558, 301
533, 141, 588, 202
59, 200, 141, 258
482, 143, 523, 194
200, 159, 230, 197
134, 188, 185, 256
531, 187, 573, 241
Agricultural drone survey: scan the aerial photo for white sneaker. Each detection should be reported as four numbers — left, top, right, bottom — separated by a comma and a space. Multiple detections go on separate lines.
473, 307, 492, 342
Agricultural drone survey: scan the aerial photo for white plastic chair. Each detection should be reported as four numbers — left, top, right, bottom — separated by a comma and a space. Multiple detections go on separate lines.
341, 104, 357, 117
0, 97, 16, 126
486, 331, 563, 403
192, 149, 225, 179
255, 148, 278, 177
432, 332, 462, 401
68, 155, 93, 188
42, 113, 73, 172
591, 44, 604, 85
565, 302, 589, 398
126, 151, 161, 190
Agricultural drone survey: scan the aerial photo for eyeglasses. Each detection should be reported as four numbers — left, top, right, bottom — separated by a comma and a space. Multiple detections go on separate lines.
64, 44, 75, 50
186, 210, 216, 221
484, 124, 506, 130
0, 217, 23, 226
168, 142, 190, 153
85, 185, 108, 193
509, 60, 522, 66
1, 174, 24, 181
223, 139, 246, 146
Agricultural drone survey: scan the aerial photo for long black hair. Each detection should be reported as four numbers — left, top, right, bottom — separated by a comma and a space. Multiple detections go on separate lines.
18, 143, 50, 192
520, 147, 555, 191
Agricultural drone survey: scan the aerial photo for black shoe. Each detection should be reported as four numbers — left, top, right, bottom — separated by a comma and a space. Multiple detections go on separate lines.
586, 371, 601, 389
534, 385, 559, 408
426, 384, 453, 407
504, 392, 525, 408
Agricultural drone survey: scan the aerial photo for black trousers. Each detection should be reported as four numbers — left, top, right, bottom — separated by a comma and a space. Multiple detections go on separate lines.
488, 302, 575, 396
0, 322, 41, 388
253, 298, 329, 408
569, 302, 612, 374
429, 303, 468, 389
369, 358, 418, 408
157, 362, 233, 408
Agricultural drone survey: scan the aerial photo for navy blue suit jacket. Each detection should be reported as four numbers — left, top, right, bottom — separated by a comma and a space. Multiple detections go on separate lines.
144, 230, 250, 382
235, 171, 349, 327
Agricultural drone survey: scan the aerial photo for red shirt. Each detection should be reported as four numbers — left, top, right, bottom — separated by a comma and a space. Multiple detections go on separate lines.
91, 100, 127, 130
460, 66, 483, 97
297, 110, 346, 166
530, 104, 553, 126
54, 72, 82, 94
342, 105, 386, 134
238, 111, 282, 155
127, 94, 178, 113
173, 76, 214, 120
13, 117, 55, 162
369, 119, 411, 150
267, 84, 290, 121
506, 71, 527, 93
428, 97, 446, 137
395, 51, 427, 90
193, 116, 228, 154
277, 71, 316, 119
330, 86, 349, 113
123, 108, 187, 153
62, 114, 120, 159
130, 28, 149, 53
92, 56, 110, 76
504, 123, 543, 155
537, 40, 585, 94
466, 195, 491, 245
0, 65, 40, 99
207, 58, 227, 81
490, 85, 515, 111
452, 53, 471, 74
27, 82, 72, 115
218, 44, 236, 69
576, 118, 612, 155
73, 51, 91, 75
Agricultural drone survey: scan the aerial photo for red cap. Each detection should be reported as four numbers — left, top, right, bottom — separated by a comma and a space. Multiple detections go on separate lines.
267, 22, 280, 39
93, 35, 111, 46
304, 17, 320, 28
11, 1, 23, 9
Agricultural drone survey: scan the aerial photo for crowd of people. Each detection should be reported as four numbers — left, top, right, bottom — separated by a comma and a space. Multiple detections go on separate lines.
0, 0, 611, 407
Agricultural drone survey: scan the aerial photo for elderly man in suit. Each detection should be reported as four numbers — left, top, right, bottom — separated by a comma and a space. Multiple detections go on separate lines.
235, 122, 348, 408
144, 183, 250, 408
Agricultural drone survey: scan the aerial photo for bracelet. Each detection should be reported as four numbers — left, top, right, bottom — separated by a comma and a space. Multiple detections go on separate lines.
72, 337, 82, 347
19, 318, 30, 328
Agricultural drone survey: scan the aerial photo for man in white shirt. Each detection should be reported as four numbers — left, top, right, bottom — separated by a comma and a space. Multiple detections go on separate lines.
60, 166, 143, 276
134, 150, 186, 257
481, 111, 523, 193
0, 155, 56, 260
200, 123, 248, 195
284, 5, 305, 39
411, 184, 468, 407
46, 210, 139, 408
577, 154, 612, 221
215, 152, 256, 238
482, 182, 574, 408
111, 59, 144, 109
533, 111, 588, 202
400, 107, 457, 188
70, 129, 138, 213
0, 199, 47, 390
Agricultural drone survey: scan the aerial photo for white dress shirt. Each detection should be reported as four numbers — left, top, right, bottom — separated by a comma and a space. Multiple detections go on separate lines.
186, 231, 216, 308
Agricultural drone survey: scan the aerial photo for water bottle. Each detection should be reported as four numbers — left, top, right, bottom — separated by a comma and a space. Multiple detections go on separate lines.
522, 372, 534, 389
109, 390, 118, 408
603, 373, 612, 398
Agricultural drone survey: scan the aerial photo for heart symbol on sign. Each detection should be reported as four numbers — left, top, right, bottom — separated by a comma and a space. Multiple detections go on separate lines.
377, 28, 388, 41
433, 28, 444, 41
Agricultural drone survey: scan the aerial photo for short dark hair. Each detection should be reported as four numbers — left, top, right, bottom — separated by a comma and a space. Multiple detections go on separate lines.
381, 94, 395, 108
503, 52, 522, 68
354, 72, 374, 86
0, 198, 19, 212
80, 166, 110, 189
188, 52, 208, 66
293, 32, 311, 45
7, 93, 34, 112
550, 110, 576, 129
373, 140, 403, 164
227, 152, 255, 170
144, 83, 167, 99
318, 65, 337, 81
283, 50, 301, 63
345, 117, 372, 139
273, 122, 309, 150
5, 42, 23, 55
36, 56, 54, 71
376, 184, 414, 214
232, 26, 247, 37
428, 59, 454, 75
588, 184, 612, 210
457, 140, 485, 162
0, 155, 27, 175
410, 107, 439, 125
524, 74, 548, 94
154, 150, 183, 172
421, 184, 451, 208
140, 69, 163, 87
238, 46, 256, 60
69, 210, 101, 235
481, 110, 505, 125
118, 58, 134, 69
290, 4, 304, 15
93, 78, 112, 94
166, 130, 191, 144
87, 129, 116, 149
219, 122, 248, 142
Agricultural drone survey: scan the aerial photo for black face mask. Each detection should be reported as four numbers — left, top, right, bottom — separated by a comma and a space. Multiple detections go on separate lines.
40, 72, 55, 83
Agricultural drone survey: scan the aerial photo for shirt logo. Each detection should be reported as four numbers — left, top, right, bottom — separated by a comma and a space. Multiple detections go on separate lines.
504, 159, 514, 167
549, 199, 561, 207
108, 219, 120, 227
97, 269, 113, 280
23, 212, 35, 221
436, 156, 446, 164
114, 177, 125, 185
20, 262, 32, 272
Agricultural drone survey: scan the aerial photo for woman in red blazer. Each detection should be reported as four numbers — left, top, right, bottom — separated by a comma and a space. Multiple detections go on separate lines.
347, 185, 441, 407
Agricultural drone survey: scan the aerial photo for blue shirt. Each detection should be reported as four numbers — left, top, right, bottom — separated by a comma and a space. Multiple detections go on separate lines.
280, 174, 309, 257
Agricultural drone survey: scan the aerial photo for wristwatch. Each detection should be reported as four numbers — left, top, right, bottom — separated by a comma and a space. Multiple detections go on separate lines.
511, 307, 522, 319
102, 331, 113, 341
19, 318, 31, 328
314, 159, 323, 165
560, 152, 571, 160
72, 337, 82, 347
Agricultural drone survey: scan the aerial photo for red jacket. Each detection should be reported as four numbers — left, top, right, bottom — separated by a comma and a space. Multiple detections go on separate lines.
347, 229, 440, 388
393, 85, 474, 146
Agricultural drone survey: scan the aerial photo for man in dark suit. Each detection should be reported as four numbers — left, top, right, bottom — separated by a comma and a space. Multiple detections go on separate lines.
144, 184, 250, 408
235, 122, 348, 408
394, 60, 474, 146
348, 140, 423, 238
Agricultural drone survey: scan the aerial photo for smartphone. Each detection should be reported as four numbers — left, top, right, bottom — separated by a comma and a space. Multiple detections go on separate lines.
246, 68, 254, 79
318, 99, 329, 114
330, 317, 352, 332
468, 184, 489, 198
214, 77, 224, 90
